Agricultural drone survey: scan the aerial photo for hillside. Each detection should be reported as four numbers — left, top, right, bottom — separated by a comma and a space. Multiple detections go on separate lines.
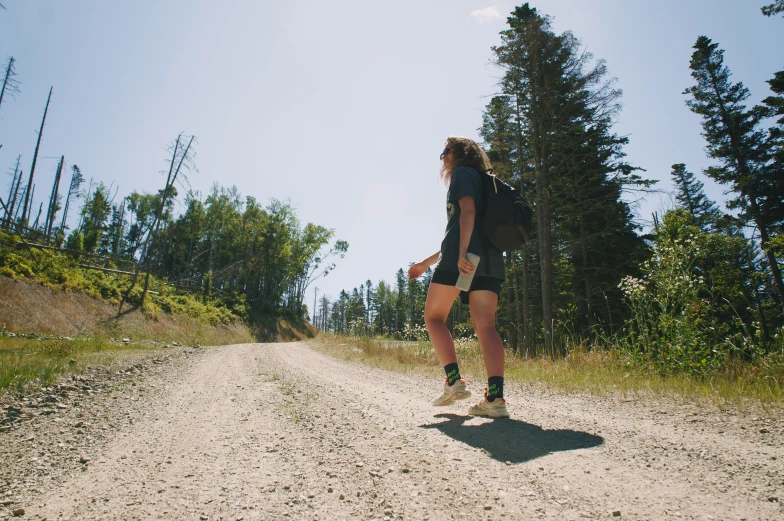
0, 276, 313, 344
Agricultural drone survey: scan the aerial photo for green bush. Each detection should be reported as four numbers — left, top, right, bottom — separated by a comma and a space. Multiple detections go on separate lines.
617, 209, 778, 376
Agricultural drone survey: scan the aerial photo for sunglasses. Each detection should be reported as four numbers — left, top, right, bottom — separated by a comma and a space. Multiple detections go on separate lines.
439, 147, 452, 160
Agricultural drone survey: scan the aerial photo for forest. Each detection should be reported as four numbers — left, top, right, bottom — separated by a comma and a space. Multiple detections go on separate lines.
315, 3, 784, 377
1, 3, 782, 378
0, 119, 347, 322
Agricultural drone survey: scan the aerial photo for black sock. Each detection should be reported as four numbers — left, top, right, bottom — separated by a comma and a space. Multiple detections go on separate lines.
487, 376, 504, 402
444, 363, 461, 386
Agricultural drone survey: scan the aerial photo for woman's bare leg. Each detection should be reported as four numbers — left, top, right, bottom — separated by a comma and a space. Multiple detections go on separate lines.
469, 290, 504, 378
424, 282, 462, 366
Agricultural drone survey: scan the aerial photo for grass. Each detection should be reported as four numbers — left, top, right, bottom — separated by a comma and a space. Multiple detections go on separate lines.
0, 335, 165, 395
314, 333, 784, 411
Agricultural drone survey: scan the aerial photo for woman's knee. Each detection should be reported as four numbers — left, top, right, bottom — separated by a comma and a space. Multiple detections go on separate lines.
474, 324, 498, 339
424, 313, 447, 328
471, 313, 496, 331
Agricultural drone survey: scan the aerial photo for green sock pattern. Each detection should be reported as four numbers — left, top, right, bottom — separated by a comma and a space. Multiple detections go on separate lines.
487, 376, 504, 402
444, 363, 461, 386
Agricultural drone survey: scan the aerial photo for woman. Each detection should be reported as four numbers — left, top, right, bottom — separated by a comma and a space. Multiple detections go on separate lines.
407, 136, 509, 418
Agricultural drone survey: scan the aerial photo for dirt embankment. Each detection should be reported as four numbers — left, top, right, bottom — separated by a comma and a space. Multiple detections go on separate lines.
0, 277, 311, 344
1, 340, 781, 521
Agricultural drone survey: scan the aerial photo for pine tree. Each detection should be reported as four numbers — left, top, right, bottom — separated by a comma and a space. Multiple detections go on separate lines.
490, 3, 648, 352
365, 279, 374, 330
60, 165, 84, 237
670, 163, 718, 229
480, 94, 528, 352
102, 202, 127, 256
684, 36, 784, 306
394, 268, 408, 337
492, 4, 566, 352
762, 71, 784, 125
761, 0, 784, 17
80, 183, 111, 252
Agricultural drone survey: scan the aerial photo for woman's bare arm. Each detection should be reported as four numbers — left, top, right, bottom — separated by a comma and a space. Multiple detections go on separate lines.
408, 250, 441, 279
457, 196, 476, 275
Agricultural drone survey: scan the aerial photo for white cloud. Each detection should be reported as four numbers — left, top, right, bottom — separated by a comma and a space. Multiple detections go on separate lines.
469, 6, 502, 24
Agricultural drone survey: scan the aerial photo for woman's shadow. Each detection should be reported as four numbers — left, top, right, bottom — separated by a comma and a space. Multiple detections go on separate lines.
420, 414, 604, 463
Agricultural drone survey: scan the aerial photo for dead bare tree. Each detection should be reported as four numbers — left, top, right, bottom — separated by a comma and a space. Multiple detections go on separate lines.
140, 134, 196, 303
24, 183, 34, 227
32, 201, 43, 230
0, 56, 20, 113
118, 133, 196, 312
12, 179, 26, 223
20, 86, 52, 227
44, 155, 64, 239
3, 155, 21, 225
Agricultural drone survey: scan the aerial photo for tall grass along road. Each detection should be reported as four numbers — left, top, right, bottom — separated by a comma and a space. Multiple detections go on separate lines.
2, 341, 782, 520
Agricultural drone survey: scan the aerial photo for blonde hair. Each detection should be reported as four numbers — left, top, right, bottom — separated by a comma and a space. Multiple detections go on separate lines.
440, 136, 493, 184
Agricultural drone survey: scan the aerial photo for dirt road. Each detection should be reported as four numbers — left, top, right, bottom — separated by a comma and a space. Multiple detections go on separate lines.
2, 342, 783, 520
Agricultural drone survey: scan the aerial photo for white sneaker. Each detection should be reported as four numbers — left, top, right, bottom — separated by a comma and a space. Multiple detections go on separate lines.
432, 378, 472, 406
467, 389, 509, 418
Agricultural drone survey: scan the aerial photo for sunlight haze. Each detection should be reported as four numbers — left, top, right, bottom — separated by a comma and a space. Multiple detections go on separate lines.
0, 0, 781, 309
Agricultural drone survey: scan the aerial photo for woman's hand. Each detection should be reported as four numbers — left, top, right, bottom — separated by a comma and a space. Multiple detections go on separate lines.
457, 252, 476, 276
407, 262, 427, 280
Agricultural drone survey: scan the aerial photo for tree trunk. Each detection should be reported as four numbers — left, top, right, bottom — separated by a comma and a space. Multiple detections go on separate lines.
25, 184, 35, 229
4, 156, 21, 226
32, 202, 43, 230
13, 181, 27, 222
141, 135, 194, 304
742, 189, 784, 308
21, 87, 52, 227
45, 155, 64, 239
578, 203, 595, 329
535, 150, 554, 355
0, 57, 16, 110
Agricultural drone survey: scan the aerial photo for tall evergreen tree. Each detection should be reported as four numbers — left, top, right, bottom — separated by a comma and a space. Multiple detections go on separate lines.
394, 268, 408, 336
670, 163, 718, 229
480, 94, 528, 351
59, 165, 84, 237
684, 36, 784, 306
492, 4, 568, 352
762, 72, 784, 125
102, 202, 127, 256
79, 183, 111, 253
489, 4, 648, 352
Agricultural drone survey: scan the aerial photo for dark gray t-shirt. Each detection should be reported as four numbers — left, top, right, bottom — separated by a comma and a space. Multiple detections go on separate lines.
437, 166, 505, 280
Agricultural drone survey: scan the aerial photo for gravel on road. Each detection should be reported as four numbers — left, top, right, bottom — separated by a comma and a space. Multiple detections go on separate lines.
1, 341, 782, 521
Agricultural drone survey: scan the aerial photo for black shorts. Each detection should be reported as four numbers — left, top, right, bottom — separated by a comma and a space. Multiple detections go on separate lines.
431, 268, 502, 305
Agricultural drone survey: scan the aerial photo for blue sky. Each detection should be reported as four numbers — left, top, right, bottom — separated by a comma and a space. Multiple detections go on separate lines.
0, 1, 781, 308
